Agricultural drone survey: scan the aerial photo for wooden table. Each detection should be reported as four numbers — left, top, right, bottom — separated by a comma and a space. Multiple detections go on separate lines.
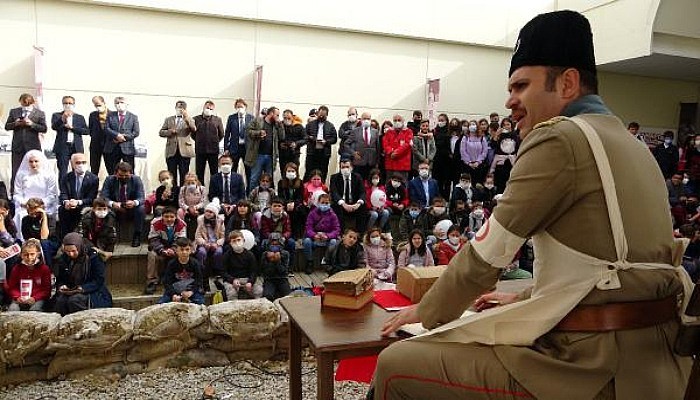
280, 296, 400, 400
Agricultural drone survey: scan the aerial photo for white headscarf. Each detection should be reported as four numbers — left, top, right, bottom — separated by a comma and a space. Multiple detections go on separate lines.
16, 149, 51, 177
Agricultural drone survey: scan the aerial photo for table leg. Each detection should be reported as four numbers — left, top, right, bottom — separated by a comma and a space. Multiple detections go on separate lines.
289, 320, 302, 400
317, 351, 335, 400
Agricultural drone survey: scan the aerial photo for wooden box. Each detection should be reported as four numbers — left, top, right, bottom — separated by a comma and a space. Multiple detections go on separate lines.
396, 266, 446, 303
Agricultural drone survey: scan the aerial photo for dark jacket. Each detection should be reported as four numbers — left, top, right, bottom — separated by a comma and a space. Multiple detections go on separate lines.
59, 171, 99, 207
325, 242, 365, 276
77, 210, 118, 252
54, 247, 112, 309
280, 122, 306, 159
224, 113, 253, 157
329, 172, 367, 206
162, 257, 204, 297
104, 111, 139, 155
5, 107, 46, 152
219, 248, 258, 283
88, 110, 108, 150
653, 143, 679, 179
407, 177, 439, 209
51, 112, 88, 155
154, 185, 180, 209
193, 114, 224, 155
260, 249, 290, 279
245, 116, 284, 168
305, 119, 338, 156
208, 172, 246, 204
101, 175, 145, 205
277, 178, 303, 208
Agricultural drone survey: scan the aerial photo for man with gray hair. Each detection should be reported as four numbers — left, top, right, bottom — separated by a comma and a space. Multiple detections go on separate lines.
58, 153, 99, 236
105, 96, 140, 174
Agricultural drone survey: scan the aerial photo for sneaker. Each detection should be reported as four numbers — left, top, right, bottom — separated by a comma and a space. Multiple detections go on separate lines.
144, 282, 156, 295
131, 236, 141, 247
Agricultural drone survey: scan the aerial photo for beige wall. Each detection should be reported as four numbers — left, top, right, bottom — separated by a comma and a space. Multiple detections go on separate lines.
599, 71, 700, 129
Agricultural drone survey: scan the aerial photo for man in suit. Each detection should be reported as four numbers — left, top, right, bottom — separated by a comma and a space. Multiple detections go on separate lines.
193, 100, 224, 184
344, 111, 380, 178
208, 154, 245, 220
104, 96, 140, 174
407, 161, 439, 208
329, 158, 368, 235
58, 153, 98, 236
224, 98, 253, 185
88, 96, 110, 176
159, 100, 196, 185
245, 107, 285, 192
304, 105, 337, 181
52, 96, 88, 182
4, 93, 47, 193
101, 162, 146, 247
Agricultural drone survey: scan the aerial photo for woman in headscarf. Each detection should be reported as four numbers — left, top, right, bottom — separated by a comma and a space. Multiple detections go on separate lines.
13, 149, 58, 241
53, 232, 112, 316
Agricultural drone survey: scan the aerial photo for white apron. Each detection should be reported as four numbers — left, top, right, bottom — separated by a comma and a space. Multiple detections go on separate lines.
414, 115, 696, 346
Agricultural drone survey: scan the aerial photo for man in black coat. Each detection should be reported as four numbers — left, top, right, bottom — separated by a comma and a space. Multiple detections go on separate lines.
58, 153, 98, 236
52, 96, 88, 182
4, 93, 46, 193
88, 96, 109, 176
329, 158, 368, 235
193, 100, 224, 184
100, 162, 146, 246
652, 130, 679, 179
304, 105, 337, 181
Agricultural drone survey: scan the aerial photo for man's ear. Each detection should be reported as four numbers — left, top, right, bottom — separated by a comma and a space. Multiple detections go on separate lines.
560, 68, 582, 100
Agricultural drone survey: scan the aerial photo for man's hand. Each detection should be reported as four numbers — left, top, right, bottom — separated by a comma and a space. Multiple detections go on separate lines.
223, 204, 234, 215
182, 290, 193, 299
354, 151, 362, 161
162, 248, 175, 257
24, 118, 33, 127
342, 203, 354, 213
260, 130, 267, 139
116, 134, 126, 143
0, 248, 10, 259
124, 200, 135, 209
381, 304, 420, 336
112, 202, 122, 210
473, 291, 519, 312
244, 282, 253, 292
172, 294, 182, 302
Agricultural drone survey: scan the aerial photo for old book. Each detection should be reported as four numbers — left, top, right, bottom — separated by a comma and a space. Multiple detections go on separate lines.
322, 288, 374, 310
323, 268, 373, 296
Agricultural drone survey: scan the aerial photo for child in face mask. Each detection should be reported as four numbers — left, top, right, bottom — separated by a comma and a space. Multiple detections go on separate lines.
260, 233, 291, 302
467, 202, 487, 240
450, 173, 473, 210
249, 172, 277, 213
434, 225, 465, 265
7, 239, 51, 311
278, 162, 304, 239
78, 197, 117, 255
363, 227, 395, 285
385, 173, 409, 215
260, 197, 296, 266
420, 197, 449, 246
178, 172, 208, 236
302, 169, 328, 208
302, 193, 340, 274
450, 199, 470, 231
365, 169, 391, 233
154, 170, 179, 217
194, 199, 225, 277
398, 201, 423, 244
217, 230, 262, 300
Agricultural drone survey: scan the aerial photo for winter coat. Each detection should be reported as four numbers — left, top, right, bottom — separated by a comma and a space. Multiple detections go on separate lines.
382, 128, 413, 171
305, 207, 340, 240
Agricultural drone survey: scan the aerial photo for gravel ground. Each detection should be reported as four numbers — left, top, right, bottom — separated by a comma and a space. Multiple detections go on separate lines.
0, 358, 370, 400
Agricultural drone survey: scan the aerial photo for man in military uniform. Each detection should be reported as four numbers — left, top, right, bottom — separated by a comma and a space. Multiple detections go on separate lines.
373, 10, 692, 400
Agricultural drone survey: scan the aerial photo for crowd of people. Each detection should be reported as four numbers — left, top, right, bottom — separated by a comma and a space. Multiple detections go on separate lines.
4, 90, 676, 315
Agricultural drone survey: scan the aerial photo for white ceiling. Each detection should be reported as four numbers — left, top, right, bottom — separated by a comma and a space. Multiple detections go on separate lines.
599, 53, 700, 82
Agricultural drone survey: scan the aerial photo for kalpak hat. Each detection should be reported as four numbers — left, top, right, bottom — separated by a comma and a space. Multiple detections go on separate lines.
509, 10, 596, 77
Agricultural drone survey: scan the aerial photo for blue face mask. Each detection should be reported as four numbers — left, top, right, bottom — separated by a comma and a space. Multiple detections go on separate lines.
269, 245, 281, 252
409, 210, 419, 219
318, 204, 330, 212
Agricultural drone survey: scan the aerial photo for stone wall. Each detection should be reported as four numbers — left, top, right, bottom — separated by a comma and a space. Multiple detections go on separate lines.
0, 299, 289, 387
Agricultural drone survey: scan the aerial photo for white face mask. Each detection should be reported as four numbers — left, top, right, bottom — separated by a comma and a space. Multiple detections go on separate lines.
460, 181, 471, 189
286, 171, 297, 180
348, 115, 357, 123
94, 210, 108, 219
203, 108, 213, 117
361, 119, 371, 128
472, 209, 484, 219
393, 121, 404, 129
219, 164, 232, 174
96, 105, 106, 113
370, 237, 382, 246
448, 236, 460, 246
384, 127, 391, 133
484, 183, 494, 189
371, 178, 380, 186
161, 178, 172, 188
22, 105, 34, 112
433, 206, 445, 215
74, 163, 87, 174
115, 103, 127, 112
419, 169, 429, 179
341, 167, 352, 177
391, 180, 401, 188
175, 108, 183, 117
683, 178, 690, 185
231, 243, 245, 253
237, 107, 246, 115
63, 104, 74, 113
437, 121, 446, 128
469, 124, 477, 133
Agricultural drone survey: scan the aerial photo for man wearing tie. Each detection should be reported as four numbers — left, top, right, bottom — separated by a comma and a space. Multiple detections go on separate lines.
329, 158, 368, 235
88, 96, 110, 176
208, 155, 245, 221
101, 162, 146, 247
224, 98, 253, 185
58, 153, 98, 236
104, 97, 140, 174
4, 93, 47, 193
52, 96, 88, 182
159, 100, 196, 185
344, 111, 380, 179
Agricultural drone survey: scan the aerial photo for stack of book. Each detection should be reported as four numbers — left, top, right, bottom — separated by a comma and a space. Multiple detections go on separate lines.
322, 268, 374, 310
